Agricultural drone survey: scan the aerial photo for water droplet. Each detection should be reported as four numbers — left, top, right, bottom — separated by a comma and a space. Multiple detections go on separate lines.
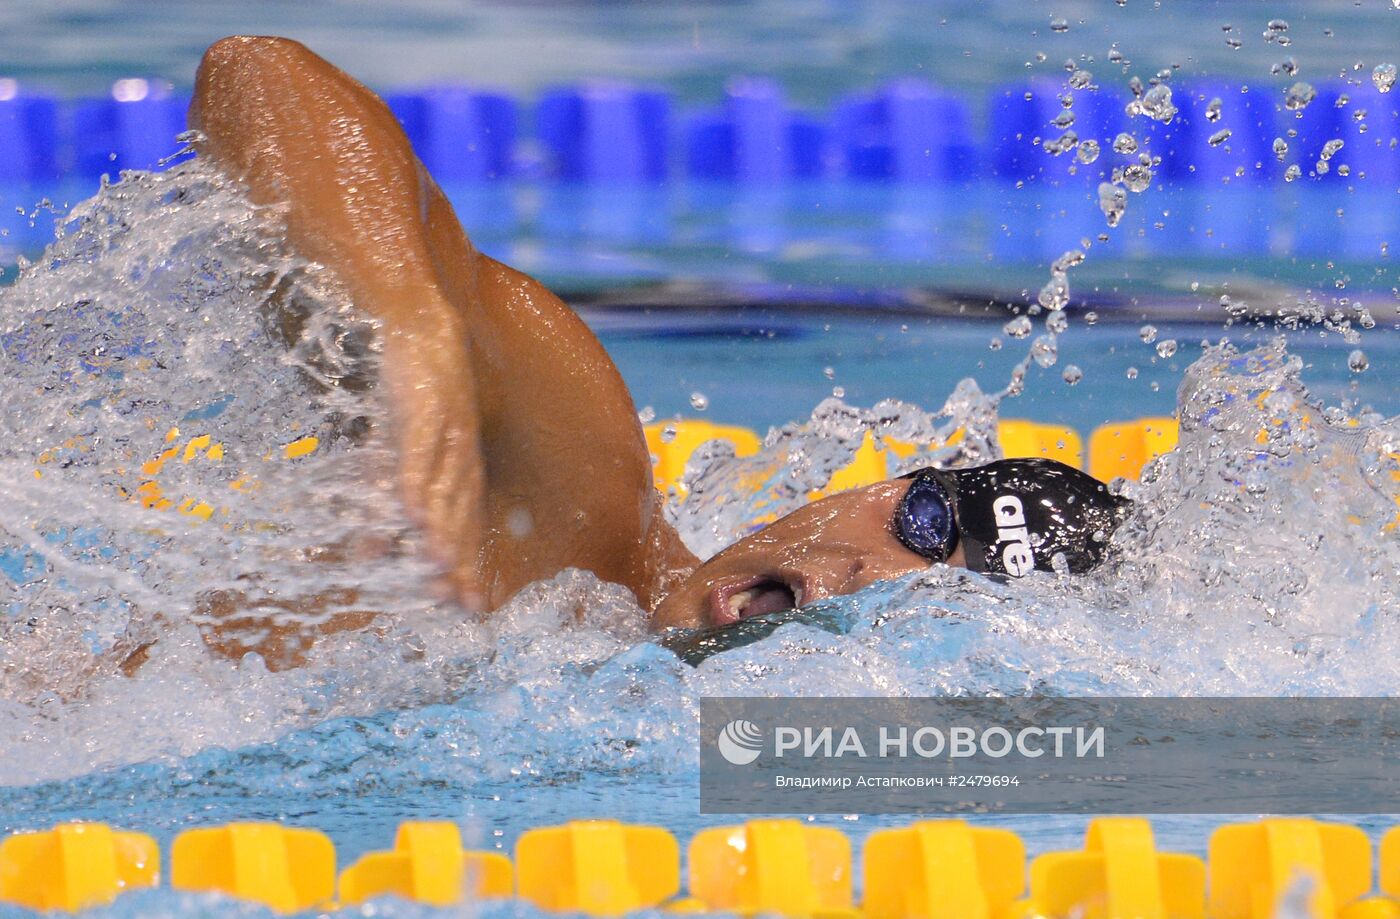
1043, 131, 1079, 155
1031, 335, 1058, 368
1051, 249, 1086, 272
1208, 128, 1233, 147
638, 405, 656, 424
1284, 163, 1302, 182
1069, 69, 1093, 90
1264, 19, 1289, 41
1098, 182, 1128, 226
1077, 139, 1101, 163
1205, 97, 1223, 122
1348, 349, 1369, 373
1284, 81, 1317, 112
1084, 311, 1099, 325
1003, 316, 1033, 339
1320, 138, 1345, 160
1050, 16, 1070, 32
1271, 57, 1298, 77
1225, 36, 1243, 49
1038, 274, 1070, 311
1113, 132, 1139, 154
1122, 162, 1154, 192
1139, 324, 1158, 343
1125, 366, 1139, 380
1156, 339, 1178, 358
988, 337, 1004, 351
832, 385, 845, 398
660, 424, 678, 443
689, 392, 709, 411
1062, 364, 1083, 385
1052, 109, 1076, 129
1338, 164, 1351, 176
1127, 83, 1178, 123
1273, 137, 1289, 160
1374, 63, 1398, 94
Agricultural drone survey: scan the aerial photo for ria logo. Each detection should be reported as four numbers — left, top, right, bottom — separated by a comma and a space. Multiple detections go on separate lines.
717, 719, 764, 766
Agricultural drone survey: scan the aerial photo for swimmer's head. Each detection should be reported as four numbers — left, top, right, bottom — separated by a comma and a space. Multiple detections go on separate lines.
650, 457, 1131, 630
898, 458, 1132, 577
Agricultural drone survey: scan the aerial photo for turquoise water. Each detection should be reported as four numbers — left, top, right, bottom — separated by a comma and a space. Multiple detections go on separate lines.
596, 309, 1400, 435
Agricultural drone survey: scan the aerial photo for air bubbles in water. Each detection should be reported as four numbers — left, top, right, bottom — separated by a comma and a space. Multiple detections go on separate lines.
1208, 128, 1233, 147
689, 392, 709, 411
1156, 339, 1179, 359
1263, 19, 1290, 44
1139, 324, 1158, 344
1077, 139, 1101, 164
1348, 350, 1370, 373
1053, 110, 1076, 129
1273, 137, 1289, 160
1205, 97, 1224, 122
1271, 58, 1299, 77
1049, 16, 1069, 32
1047, 310, 1069, 334
1284, 164, 1302, 182
1113, 132, 1139, 154
1030, 335, 1058, 369
1003, 316, 1033, 339
1098, 182, 1128, 226
1069, 68, 1093, 89
1374, 64, 1398, 94
1284, 82, 1317, 112
1125, 366, 1139, 380
1061, 364, 1083, 385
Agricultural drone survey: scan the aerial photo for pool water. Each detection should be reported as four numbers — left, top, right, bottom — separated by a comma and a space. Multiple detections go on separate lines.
594, 307, 1400, 437
0, 160, 1396, 919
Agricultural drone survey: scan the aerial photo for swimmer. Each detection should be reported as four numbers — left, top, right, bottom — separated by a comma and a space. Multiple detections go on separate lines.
185, 36, 1130, 663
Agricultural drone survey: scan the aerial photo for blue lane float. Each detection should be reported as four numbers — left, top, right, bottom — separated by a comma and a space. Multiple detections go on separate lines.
0, 75, 1392, 189
685, 77, 826, 182
0, 76, 1394, 267
0, 89, 60, 184
386, 88, 517, 182
69, 82, 191, 180
536, 83, 671, 182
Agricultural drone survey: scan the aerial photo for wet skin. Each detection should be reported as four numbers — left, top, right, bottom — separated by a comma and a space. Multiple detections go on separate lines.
186, 36, 970, 658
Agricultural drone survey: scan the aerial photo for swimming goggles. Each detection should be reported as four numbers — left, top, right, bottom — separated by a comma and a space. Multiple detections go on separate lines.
892, 468, 959, 563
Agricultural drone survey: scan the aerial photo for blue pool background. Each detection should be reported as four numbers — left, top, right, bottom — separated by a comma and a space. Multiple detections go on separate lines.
0, 0, 1397, 909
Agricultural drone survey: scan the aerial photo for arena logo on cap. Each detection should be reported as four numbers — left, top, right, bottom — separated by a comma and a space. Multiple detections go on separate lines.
992, 494, 1035, 576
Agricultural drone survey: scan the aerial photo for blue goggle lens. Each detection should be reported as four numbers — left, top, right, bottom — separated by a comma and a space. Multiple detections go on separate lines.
894, 472, 958, 562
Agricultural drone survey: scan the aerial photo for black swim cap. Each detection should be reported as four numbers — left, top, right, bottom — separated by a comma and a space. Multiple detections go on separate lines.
904, 459, 1131, 576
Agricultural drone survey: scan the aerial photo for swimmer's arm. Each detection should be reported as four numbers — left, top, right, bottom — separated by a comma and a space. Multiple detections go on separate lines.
189, 36, 488, 604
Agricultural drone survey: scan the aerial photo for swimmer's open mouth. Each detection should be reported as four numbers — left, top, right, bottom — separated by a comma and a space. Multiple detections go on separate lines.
709, 575, 803, 627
